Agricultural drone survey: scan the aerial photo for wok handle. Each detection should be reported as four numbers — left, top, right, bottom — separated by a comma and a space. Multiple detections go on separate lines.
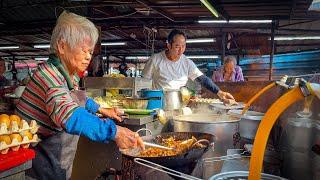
133, 158, 202, 180
191, 139, 211, 148
136, 128, 152, 136
202, 149, 251, 163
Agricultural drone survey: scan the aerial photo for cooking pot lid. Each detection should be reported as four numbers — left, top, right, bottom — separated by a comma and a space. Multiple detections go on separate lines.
173, 113, 240, 123
228, 110, 264, 121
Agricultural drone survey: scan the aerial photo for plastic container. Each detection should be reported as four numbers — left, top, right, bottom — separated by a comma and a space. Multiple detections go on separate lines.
0, 133, 40, 154
0, 148, 35, 171
0, 114, 40, 154
141, 90, 163, 109
0, 120, 39, 135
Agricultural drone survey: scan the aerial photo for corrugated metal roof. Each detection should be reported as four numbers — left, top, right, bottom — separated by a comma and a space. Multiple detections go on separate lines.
0, 0, 318, 60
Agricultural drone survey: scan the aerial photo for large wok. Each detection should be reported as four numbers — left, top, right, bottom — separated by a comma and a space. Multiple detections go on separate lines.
121, 132, 215, 168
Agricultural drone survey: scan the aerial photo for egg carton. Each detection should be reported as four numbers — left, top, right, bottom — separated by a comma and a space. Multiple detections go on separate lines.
0, 134, 40, 154
0, 120, 39, 135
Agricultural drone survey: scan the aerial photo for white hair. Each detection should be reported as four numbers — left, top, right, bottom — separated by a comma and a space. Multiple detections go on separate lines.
50, 11, 99, 54
223, 55, 237, 65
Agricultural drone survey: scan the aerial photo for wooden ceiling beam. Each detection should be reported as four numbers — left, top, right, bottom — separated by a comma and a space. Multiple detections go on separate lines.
135, 0, 175, 22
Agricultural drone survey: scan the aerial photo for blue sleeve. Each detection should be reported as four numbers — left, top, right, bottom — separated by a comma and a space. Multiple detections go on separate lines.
85, 98, 100, 114
65, 107, 117, 143
195, 75, 220, 94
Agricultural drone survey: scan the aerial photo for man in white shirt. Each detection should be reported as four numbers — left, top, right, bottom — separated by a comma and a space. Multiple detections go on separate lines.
143, 29, 234, 102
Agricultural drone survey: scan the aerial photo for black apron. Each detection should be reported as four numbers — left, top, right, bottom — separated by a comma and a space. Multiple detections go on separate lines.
26, 55, 85, 180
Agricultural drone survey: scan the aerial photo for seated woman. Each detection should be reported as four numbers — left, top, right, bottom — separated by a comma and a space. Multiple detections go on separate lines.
212, 55, 244, 82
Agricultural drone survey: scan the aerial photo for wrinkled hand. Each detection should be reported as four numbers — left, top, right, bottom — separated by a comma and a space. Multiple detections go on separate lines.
99, 107, 124, 122
217, 90, 236, 105
114, 126, 145, 150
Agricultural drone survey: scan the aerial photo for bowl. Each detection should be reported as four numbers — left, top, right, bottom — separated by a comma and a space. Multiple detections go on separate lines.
122, 98, 148, 109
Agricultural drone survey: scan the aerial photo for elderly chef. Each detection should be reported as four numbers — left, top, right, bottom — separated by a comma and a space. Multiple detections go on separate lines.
16, 11, 144, 180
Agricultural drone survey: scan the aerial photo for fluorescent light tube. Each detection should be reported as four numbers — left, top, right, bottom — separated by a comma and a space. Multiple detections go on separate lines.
272, 36, 320, 41
34, 57, 49, 61
198, 20, 272, 23
229, 20, 272, 23
125, 56, 150, 60
34, 44, 50, 48
186, 38, 216, 43
125, 55, 219, 60
198, 20, 227, 23
187, 55, 219, 59
101, 42, 126, 46
0, 45, 20, 50
200, 0, 219, 17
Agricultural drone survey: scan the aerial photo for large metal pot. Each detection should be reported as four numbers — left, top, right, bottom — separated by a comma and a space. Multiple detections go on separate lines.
173, 113, 240, 155
228, 109, 265, 139
314, 122, 320, 179
280, 117, 319, 180
163, 90, 183, 110
281, 117, 316, 151
282, 150, 313, 180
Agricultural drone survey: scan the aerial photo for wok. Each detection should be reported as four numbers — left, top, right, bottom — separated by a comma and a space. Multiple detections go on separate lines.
121, 132, 215, 168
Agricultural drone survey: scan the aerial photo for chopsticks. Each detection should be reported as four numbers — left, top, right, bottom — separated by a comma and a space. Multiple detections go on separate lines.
144, 142, 173, 150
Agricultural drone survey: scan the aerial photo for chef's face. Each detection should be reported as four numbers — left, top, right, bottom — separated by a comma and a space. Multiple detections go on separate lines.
58, 37, 94, 74
167, 34, 186, 59
224, 61, 235, 74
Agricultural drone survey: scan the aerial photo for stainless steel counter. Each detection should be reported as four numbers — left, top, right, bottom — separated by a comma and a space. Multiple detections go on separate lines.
120, 114, 155, 126
0, 160, 32, 180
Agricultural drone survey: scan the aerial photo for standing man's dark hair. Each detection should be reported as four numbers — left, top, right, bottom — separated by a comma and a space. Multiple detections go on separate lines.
167, 29, 186, 44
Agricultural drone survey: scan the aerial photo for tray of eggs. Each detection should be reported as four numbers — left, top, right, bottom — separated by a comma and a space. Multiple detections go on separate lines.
0, 114, 40, 154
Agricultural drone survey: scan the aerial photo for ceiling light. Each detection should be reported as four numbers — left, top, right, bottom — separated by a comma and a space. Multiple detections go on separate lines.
187, 55, 219, 59
34, 57, 49, 61
125, 55, 219, 60
0, 45, 20, 50
198, 20, 272, 23
200, 0, 219, 17
271, 36, 320, 41
101, 42, 126, 46
34, 44, 50, 49
229, 20, 272, 23
186, 38, 216, 43
125, 56, 149, 60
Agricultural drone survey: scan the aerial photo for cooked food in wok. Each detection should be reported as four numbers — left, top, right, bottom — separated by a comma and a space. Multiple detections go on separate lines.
139, 136, 205, 157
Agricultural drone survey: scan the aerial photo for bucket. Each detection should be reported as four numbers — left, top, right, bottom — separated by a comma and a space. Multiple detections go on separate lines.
141, 90, 163, 109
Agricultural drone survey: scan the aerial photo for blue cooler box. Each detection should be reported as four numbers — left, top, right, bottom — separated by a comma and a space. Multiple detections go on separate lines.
141, 90, 164, 110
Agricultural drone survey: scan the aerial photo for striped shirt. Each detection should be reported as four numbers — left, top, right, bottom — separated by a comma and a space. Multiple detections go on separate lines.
16, 61, 80, 136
